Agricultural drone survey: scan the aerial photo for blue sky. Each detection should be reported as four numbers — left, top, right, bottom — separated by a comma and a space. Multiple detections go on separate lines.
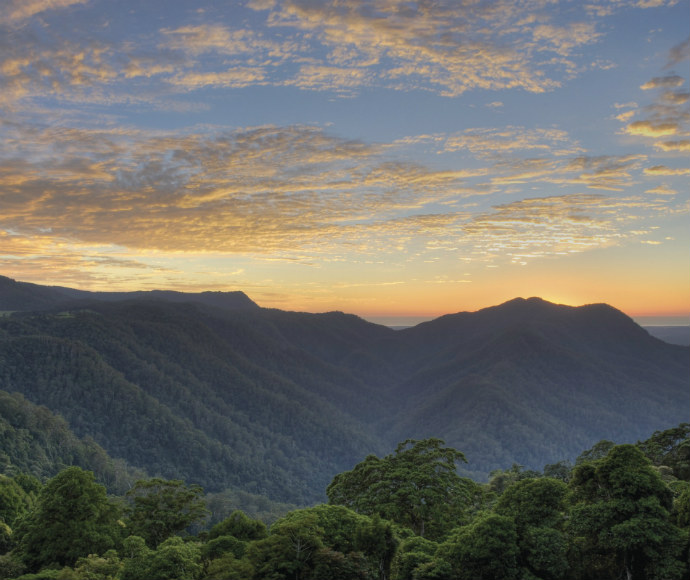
0, 0, 688, 321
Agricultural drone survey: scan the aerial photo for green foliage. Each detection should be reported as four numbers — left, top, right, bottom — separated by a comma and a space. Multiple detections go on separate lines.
125, 478, 207, 548
495, 477, 567, 529
486, 463, 541, 496
145, 537, 203, 580
391, 536, 437, 580
495, 478, 569, 579
207, 510, 267, 542
327, 438, 474, 538
542, 460, 573, 483
201, 534, 247, 561
0, 392, 143, 494
203, 552, 254, 580
0, 476, 32, 528
310, 548, 373, 580
575, 439, 617, 465
637, 423, 690, 481
70, 550, 121, 580
119, 536, 202, 580
436, 514, 520, 580
568, 444, 687, 580
15, 467, 121, 571
117, 536, 150, 580
0, 432, 687, 580
248, 515, 322, 579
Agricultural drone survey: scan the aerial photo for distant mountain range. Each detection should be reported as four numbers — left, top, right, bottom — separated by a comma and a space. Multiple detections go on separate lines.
1, 274, 688, 504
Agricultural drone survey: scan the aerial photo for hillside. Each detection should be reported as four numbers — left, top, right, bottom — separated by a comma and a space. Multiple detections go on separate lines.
1, 276, 688, 502
0, 390, 145, 493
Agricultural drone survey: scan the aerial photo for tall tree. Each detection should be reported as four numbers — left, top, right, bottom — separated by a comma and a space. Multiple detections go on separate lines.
125, 478, 207, 548
247, 510, 324, 580
568, 444, 686, 580
327, 438, 474, 538
15, 467, 121, 570
495, 477, 569, 580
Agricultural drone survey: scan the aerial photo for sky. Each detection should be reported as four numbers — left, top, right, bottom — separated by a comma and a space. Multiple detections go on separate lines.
0, 0, 688, 323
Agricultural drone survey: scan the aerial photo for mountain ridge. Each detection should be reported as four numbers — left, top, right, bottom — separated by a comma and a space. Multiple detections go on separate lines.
1, 276, 687, 501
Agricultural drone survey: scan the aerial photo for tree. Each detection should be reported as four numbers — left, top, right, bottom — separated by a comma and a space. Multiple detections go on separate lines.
119, 535, 202, 580
247, 511, 324, 580
568, 444, 686, 580
391, 536, 437, 580
486, 463, 541, 496
495, 477, 569, 579
327, 438, 474, 538
0, 475, 33, 529
125, 478, 207, 548
145, 537, 202, 580
71, 550, 121, 580
118, 536, 151, 580
435, 514, 519, 580
637, 423, 690, 481
15, 467, 121, 570
207, 509, 267, 542
356, 514, 398, 580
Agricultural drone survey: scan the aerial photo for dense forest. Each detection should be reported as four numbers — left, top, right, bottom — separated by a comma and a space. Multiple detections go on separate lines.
0, 425, 688, 580
1, 275, 688, 505
1, 276, 689, 578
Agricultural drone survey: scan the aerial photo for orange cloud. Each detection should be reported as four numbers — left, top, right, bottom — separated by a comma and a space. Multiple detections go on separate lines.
644, 165, 690, 176
626, 120, 681, 137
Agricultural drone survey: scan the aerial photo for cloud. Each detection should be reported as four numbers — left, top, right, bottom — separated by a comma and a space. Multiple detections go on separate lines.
1, 0, 683, 111
644, 165, 690, 176
169, 68, 268, 89
640, 75, 685, 90
245, 0, 611, 96
625, 120, 681, 137
645, 184, 677, 195
620, 63, 689, 149
0, 112, 680, 280
162, 24, 303, 62
456, 193, 673, 264
443, 127, 584, 158
285, 65, 372, 94
667, 37, 689, 67
0, 0, 89, 25
654, 139, 690, 151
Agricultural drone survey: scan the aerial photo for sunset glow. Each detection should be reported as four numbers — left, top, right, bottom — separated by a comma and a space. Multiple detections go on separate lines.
1, 0, 688, 321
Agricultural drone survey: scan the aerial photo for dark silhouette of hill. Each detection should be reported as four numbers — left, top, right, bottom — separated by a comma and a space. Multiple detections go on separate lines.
1, 278, 688, 502
0, 274, 258, 312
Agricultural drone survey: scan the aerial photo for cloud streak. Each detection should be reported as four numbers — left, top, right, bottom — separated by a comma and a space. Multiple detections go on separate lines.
0, 116, 679, 277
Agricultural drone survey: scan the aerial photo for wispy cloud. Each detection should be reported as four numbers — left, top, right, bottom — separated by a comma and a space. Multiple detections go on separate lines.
0, 114, 679, 279
0, 0, 89, 25
1, 0, 668, 109
619, 41, 689, 156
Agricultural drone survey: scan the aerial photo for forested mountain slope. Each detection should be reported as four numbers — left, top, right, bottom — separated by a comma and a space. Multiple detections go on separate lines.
388, 298, 688, 477
0, 390, 145, 493
1, 276, 688, 502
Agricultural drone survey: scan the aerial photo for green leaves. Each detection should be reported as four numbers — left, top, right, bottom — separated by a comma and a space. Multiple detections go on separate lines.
437, 514, 520, 580
125, 478, 207, 548
568, 444, 686, 580
327, 438, 474, 538
15, 467, 121, 571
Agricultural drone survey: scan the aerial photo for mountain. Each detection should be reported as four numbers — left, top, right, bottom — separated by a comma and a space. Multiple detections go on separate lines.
0, 274, 258, 312
1, 277, 688, 502
386, 298, 688, 477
